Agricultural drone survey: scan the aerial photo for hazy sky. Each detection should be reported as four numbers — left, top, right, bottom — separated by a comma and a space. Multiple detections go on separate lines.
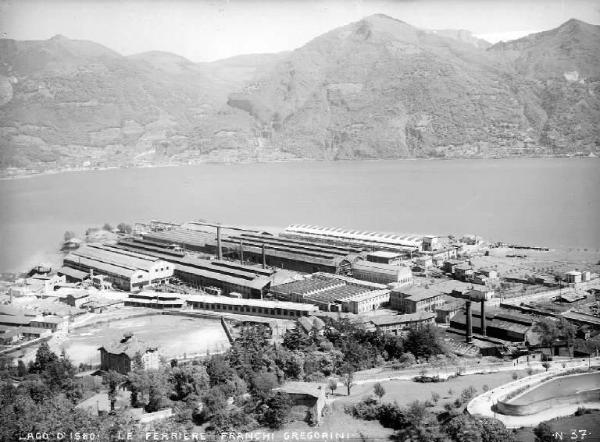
1, 0, 599, 62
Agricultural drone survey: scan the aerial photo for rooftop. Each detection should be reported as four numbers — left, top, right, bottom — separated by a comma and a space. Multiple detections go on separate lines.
368, 251, 402, 259
352, 260, 412, 275
99, 334, 157, 358
186, 294, 318, 312
274, 381, 324, 398
370, 312, 435, 326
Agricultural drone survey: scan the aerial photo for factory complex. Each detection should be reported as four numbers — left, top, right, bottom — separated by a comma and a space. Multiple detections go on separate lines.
2, 219, 600, 362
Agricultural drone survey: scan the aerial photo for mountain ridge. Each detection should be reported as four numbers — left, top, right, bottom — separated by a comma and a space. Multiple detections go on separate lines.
0, 17, 599, 175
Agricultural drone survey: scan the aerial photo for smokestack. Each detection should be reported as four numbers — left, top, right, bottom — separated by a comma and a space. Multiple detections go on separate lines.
262, 244, 266, 269
217, 225, 222, 260
481, 299, 487, 336
465, 300, 472, 344
239, 239, 244, 265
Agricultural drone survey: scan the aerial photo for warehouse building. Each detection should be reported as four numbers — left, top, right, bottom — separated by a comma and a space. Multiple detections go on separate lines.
187, 294, 318, 319
270, 273, 389, 314
175, 259, 273, 299
390, 286, 446, 314
124, 293, 184, 309
62, 244, 174, 291
212, 233, 363, 274
141, 228, 214, 253
450, 310, 533, 342
282, 224, 422, 252
111, 240, 276, 298
351, 259, 413, 285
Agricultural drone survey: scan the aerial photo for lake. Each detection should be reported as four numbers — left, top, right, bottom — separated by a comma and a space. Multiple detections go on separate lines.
0, 158, 599, 273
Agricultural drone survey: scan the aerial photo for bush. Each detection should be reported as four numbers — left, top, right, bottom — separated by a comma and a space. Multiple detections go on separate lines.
414, 375, 443, 383
377, 402, 408, 430
346, 397, 379, 420
512, 372, 519, 380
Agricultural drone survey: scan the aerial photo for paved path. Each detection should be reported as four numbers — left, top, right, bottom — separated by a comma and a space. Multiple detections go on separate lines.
352, 356, 577, 385
467, 357, 600, 428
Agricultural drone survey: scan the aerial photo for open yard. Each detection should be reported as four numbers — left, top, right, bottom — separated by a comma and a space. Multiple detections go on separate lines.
336, 369, 539, 411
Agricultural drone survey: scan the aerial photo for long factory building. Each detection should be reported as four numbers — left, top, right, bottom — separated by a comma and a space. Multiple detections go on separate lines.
281, 224, 423, 252
141, 228, 365, 274
112, 239, 274, 298
61, 244, 174, 291
270, 273, 390, 314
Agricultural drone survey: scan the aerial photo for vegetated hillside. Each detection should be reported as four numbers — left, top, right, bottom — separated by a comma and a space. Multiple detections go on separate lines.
227, 15, 600, 159
0, 36, 276, 172
488, 19, 600, 152
0, 16, 598, 174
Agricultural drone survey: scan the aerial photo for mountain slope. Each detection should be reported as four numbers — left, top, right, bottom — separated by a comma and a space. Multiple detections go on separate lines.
0, 17, 598, 174
0, 36, 260, 170
227, 14, 545, 159
489, 19, 600, 151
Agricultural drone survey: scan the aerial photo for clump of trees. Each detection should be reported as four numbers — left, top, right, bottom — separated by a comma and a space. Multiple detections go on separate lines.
347, 395, 514, 442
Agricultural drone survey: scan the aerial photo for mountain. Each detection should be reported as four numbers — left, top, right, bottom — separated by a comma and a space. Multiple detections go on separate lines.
227, 14, 540, 159
0, 17, 599, 174
489, 19, 600, 151
0, 36, 267, 171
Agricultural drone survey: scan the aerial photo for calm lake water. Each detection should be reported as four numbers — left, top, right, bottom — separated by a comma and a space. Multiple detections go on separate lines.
0, 158, 599, 273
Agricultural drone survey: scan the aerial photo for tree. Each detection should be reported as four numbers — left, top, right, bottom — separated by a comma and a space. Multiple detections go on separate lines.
479, 417, 515, 442
404, 324, 446, 359
328, 378, 338, 395
30, 341, 58, 374
542, 361, 551, 372
17, 360, 27, 377
201, 387, 227, 420
103, 370, 124, 412
342, 365, 355, 396
263, 392, 291, 429
169, 365, 209, 401
102, 223, 113, 231
117, 223, 132, 234
250, 372, 278, 401
63, 231, 76, 241
146, 370, 170, 412
374, 382, 385, 400
533, 422, 554, 442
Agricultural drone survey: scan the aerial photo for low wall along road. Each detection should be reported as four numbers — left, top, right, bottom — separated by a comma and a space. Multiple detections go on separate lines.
467, 358, 600, 428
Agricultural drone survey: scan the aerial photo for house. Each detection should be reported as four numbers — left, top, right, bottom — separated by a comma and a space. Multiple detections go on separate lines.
565, 271, 582, 284
454, 264, 474, 281
435, 301, 463, 324
60, 291, 90, 308
443, 259, 464, 274
0, 329, 21, 345
422, 236, 439, 251
29, 316, 68, 332
274, 382, 326, 424
98, 333, 159, 374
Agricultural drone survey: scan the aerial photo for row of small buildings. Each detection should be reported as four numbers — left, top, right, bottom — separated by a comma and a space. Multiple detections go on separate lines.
0, 305, 68, 344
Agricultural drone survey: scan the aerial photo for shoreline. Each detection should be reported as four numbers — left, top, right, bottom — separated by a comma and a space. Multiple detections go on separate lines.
1, 154, 596, 182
